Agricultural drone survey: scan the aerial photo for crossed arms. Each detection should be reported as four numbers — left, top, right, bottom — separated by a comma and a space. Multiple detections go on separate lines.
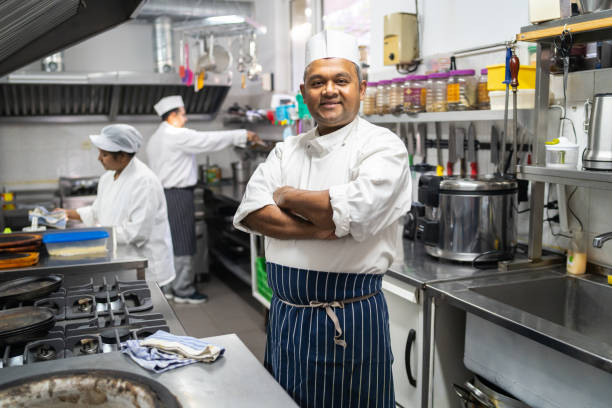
242, 187, 338, 240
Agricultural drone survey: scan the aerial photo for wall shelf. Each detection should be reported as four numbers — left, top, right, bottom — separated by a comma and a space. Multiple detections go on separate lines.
518, 9, 612, 43
517, 165, 612, 191
365, 109, 531, 124
210, 248, 251, 285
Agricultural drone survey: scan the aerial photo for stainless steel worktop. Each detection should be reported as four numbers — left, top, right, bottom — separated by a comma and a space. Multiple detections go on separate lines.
0, 333, 297, 407
428, 269, 612, 374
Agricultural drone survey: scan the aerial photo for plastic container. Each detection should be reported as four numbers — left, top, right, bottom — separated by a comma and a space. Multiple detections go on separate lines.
376, 80, 391, 115
545, 137, 579, 169
489, 89, 535, 110
389, 78, 404, 114
404, 74, 427, 113
43, 230, 109, 257
363, 82, 377, 116
477, 68, 490, 110
447, 69, 477, 110
487, 64, 536, 91
426, 72, 450, 112
567, 230, 587, 275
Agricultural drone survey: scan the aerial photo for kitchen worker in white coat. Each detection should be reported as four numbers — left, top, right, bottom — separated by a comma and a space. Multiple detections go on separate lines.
147, 95, 261, 304
233, 30, 411, 407
61, 124, 175, 286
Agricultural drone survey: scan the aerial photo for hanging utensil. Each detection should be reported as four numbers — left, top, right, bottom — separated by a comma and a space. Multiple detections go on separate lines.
510, 49, 520, 176
184, 41, 194, 86
405, 123, 415, 167
416, 123, 428, 164
467, 122, 478, 177
247, 33, 262, 81
457, 127, 467, 178
491, 125, 500, 173
435, 122, 444, 175
501, 45, 512, 177
178, 37, 186, 79
448, 124, 456, 176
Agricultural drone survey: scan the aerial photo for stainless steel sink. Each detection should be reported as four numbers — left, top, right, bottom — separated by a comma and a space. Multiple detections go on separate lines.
471, 275, 612, 344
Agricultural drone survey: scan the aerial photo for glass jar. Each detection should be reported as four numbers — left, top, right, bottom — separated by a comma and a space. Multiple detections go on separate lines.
426, 72, 449, 112
376, 80, 391, 115
363, 82, 377, 116
447, 69, 477, 111
404, 74, 427, 113
389, 78, 404, 114
477, 68, 490, 110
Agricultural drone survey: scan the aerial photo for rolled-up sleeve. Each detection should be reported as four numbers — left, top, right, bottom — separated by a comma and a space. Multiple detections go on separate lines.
328, 131, 412, 242
233, 143, 284, 234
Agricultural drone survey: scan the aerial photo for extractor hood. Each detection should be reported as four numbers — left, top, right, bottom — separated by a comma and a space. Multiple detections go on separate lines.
0, 0, 144, 77
0, 71, 230, 122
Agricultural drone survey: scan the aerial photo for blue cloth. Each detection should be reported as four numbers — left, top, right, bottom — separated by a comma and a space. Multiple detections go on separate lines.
121, 339, 197, 373
264, 263, 395, 408
121, 330, 225, 373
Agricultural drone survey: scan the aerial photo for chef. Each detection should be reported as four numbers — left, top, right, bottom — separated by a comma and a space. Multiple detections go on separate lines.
147, 95, 261, 304
61, 124, 175, 286
233, 30, 411, 407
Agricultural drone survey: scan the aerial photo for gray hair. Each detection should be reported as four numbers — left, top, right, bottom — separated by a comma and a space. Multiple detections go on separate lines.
303, 61, 362, 83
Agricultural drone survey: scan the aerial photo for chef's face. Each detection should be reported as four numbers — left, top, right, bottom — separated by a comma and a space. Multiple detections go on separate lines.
168, 107, 188, 128
300, 58, 365, 135
98, 149, 127, 172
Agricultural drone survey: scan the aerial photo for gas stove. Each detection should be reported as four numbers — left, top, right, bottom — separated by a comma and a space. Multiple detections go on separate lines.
0, 275, 169, 368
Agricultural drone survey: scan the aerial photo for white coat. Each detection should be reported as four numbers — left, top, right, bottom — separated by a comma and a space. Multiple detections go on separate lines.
233, 116, 412, 275
77, 157, 175, 285
146, 122, 247, 188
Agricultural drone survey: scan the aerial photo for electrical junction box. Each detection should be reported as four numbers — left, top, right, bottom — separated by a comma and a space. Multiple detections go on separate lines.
384, 12, 419, 66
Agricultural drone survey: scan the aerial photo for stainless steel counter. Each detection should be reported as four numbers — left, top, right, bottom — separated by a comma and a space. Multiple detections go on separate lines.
428, 269, 612, 374
0, 333, 297, 407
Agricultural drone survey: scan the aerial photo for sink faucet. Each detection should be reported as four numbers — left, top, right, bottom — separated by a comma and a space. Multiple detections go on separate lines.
593, 232, 612, 248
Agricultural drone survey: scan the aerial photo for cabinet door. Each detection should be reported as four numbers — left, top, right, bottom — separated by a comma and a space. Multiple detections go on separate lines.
382, 275, 423, 408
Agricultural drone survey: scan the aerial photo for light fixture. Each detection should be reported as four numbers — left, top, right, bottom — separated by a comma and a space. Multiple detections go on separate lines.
304, 7, 312, 17
205, 15, 245, 24
290, 22, 312, 41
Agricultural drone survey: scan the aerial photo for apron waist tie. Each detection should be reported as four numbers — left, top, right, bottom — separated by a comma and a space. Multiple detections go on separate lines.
277, 291, 379, 348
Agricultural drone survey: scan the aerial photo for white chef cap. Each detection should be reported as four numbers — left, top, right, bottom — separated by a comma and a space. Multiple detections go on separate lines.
305, 30, 360, 66
89, 124, 143, 153
154, 95, 184, 116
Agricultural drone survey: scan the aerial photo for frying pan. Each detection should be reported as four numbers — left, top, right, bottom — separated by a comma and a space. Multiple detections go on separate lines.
0, 234, 42, 249
0, 306, 56, 345
0, 275, 62, 304
0, 252, 39, 269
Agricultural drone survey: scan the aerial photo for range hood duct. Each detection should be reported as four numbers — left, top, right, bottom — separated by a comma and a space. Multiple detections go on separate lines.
136, 0, 253, 20
153, 16, 174, 73
0, 0, 144, 77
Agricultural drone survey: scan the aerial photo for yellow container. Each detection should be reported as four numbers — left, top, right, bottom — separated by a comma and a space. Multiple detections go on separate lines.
486, 64, 536, 91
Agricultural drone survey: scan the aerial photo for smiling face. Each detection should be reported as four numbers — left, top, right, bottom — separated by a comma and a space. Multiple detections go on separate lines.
300, 58, 366, 135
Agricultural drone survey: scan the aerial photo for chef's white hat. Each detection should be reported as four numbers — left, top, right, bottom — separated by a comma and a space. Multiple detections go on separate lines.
305, 30, 360, 66
90, 124, 143, 153
154, 95, 184, 116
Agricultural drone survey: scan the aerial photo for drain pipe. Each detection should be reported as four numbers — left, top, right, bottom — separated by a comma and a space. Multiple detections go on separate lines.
153, 16, 174, 73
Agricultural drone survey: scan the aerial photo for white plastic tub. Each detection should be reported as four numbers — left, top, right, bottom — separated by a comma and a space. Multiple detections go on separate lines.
490, 89, 535, 110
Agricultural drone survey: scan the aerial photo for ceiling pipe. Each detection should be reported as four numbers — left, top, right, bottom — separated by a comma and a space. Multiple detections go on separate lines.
135, 0, 253, 20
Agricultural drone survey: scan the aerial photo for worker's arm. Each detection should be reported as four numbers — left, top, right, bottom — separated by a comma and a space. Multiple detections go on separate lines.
174, 128, 259, 154
63, 209, 82, 221
272, 187, 335, 230
242, 204, 336, 240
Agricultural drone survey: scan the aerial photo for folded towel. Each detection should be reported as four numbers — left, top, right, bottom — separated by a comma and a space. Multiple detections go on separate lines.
121, 339, 197, 373
29, 207, 66, 229
141, 330, 225, 362
121, 330, 225, 373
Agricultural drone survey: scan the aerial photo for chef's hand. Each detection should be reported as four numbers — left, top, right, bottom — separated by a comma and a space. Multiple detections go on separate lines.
246, 130, 263, 145
314, 229, 338, 240
54, 208, 79, 221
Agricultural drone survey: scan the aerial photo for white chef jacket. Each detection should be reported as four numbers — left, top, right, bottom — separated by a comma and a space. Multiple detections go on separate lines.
146, 122, 247, 188
77, 158, 176, 285
233, 116, 412, 274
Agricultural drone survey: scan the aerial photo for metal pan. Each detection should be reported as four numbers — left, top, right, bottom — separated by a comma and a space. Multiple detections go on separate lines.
0, 234, 42, 249
0, 306, 55, 345
0, 275, 62, 304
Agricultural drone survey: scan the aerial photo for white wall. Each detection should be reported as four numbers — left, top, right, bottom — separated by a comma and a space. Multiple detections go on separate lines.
0, 0, 290, 191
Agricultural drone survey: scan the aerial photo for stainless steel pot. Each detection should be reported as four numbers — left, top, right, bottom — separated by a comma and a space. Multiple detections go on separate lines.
471, 376, 531, 408
231, 160, 251, 184
417, 175, 517, 262
583, 93, 612, 170
580, 0, 612, 13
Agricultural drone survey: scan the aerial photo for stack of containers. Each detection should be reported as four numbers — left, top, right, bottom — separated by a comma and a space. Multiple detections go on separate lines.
447, 69, 477, 111
363, 82, 377, 116
404, 74, 427, 113
376, 80, 391, 115
426, 72, 450, 112
389, 78, 404, 114
477, 68, 490, 110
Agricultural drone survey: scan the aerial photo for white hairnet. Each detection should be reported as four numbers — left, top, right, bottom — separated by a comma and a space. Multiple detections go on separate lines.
89, 124, 143, 153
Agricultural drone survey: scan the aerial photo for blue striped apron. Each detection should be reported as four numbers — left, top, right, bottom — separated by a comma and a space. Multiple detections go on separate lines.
164, 187, 196, 256
264, 262, 395, 408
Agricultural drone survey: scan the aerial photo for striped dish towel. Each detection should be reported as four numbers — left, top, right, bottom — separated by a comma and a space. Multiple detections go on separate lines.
121, 330, 225, 373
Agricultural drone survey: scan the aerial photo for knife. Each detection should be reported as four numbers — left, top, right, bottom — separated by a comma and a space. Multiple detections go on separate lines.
491, 125, 500, 175
457, 127, 466, 178
435, 122, 444, 176
417, 123, 428, 164
448, 123, 456, 176
404, 123, 415, 167
467, 122, 478, 177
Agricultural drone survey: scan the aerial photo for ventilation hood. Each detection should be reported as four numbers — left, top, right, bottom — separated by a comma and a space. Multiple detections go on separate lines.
0, 0, 144, 78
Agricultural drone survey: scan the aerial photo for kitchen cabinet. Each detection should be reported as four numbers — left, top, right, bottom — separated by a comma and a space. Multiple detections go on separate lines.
382, 274, 423, 408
